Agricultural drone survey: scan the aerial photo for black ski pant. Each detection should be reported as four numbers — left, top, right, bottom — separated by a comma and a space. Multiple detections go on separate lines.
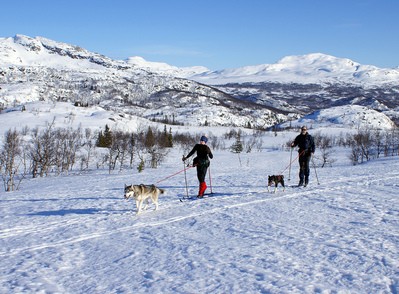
298, 154, 311, 182
196, 165, 208, 183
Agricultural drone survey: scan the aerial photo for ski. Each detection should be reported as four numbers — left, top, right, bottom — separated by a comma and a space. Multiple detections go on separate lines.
179, 196, 194, 202
179, 193, 215, 202
288, 184, 308, 188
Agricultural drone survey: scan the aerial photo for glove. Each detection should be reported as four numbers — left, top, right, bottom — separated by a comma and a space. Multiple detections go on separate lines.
182, 156, 186, 161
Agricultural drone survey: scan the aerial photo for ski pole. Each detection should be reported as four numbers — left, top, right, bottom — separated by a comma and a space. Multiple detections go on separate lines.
311, 156, 320, 185
155, 164, 194, 184
288, 147, 293, 181
183, 156, 189, 198
279, 149, 304, 175
208, 165, 213, 194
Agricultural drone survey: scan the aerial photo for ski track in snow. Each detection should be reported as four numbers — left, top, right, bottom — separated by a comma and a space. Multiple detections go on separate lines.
1, 152, 399, 293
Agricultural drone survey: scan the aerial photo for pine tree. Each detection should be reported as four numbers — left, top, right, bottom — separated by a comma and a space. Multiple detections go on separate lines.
145, 126, 155, 149
97, 124, 112, 148
167, 127, 173, 147
230, 132, 243, 166
103, 125, 112, 148
230, 133, 243, 154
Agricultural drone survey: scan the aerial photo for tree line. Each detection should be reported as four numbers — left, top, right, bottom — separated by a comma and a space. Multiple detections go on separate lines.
0, 121, 199, 192
1, 123, 398, 192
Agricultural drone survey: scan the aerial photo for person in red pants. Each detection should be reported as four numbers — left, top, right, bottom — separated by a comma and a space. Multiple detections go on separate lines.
182, 135, 213, 197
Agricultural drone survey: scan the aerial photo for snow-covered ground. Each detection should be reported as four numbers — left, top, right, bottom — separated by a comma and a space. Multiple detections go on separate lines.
1, 132, 398, 293
1, 35, 398, 293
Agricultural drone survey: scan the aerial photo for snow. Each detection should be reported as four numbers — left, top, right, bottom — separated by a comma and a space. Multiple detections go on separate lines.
0, 101, 151, 134
1, 38, 399, 292
280, 105, 396, 130
1, 102, 399, 293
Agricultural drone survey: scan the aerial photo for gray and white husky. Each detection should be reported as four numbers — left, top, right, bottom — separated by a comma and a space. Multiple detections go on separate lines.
124, 184, 165, 214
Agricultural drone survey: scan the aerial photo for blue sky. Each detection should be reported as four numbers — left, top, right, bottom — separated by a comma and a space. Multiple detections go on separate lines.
1, 0, 398, 70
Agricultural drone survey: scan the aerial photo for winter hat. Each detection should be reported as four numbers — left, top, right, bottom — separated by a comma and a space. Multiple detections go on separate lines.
200, 135, 208, 143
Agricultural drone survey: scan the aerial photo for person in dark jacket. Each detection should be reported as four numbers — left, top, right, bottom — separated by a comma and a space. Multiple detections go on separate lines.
182, 135, 213, 197
291, 126, 315, 187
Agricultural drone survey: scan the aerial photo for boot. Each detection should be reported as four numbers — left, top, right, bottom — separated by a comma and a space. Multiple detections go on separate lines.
298, 171, 304, 187
304, 177, 309, 187
198, 182, 207, 197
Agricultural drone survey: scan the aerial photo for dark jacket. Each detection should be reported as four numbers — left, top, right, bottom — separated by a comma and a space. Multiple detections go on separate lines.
186, 144, 213, 166
293, 133, 315, 155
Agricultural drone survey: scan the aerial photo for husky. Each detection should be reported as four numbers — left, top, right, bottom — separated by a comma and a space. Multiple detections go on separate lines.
267, 175, 285, 193
124, 184, 165, 214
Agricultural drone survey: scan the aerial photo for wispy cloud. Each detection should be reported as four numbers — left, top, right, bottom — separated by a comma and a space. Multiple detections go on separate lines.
133, 45, 205, 57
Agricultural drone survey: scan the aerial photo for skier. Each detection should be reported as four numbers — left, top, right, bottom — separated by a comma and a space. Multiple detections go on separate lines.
182, 135, 213, 197
291, 126, 315, 187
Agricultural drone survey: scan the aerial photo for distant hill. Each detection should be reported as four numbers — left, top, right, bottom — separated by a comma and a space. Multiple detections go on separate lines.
1, 35, 398, 129
188, 53, 399, 86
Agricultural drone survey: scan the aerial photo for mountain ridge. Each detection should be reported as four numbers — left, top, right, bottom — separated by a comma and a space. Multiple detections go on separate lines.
1, 34, 398, 129
124, 49, 399, 87
4, 35, 399, 86
0, 35, 284, 128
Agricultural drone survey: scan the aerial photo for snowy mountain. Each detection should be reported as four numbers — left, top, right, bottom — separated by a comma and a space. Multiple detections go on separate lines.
189, 53, 399, 86
126, 56, 209, 77
109, 53, 399, 127
0, 35, 127, 71
0, 35, 282, 128
125, 53, 399, 125
124, 53, 399, 87
1, 34, 398, 129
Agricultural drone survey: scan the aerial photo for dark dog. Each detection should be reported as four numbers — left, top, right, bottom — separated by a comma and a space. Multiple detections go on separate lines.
267, 175, 285, 193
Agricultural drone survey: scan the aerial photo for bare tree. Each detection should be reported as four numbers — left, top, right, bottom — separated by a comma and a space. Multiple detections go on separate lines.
103, 130, 133, 173
352, 129, 373, 162
52, 127, 81, 175
80, 128, 96, 171
0, 129, 24, 191
65, 127, 82, 172
144, 126, 169, 168
317, 135, 335, 167
112, 131, 131, 171
29, 120, 57, 178
373, 130, 384, 159
384, 128, 399, 157
244, 134, 263, 153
